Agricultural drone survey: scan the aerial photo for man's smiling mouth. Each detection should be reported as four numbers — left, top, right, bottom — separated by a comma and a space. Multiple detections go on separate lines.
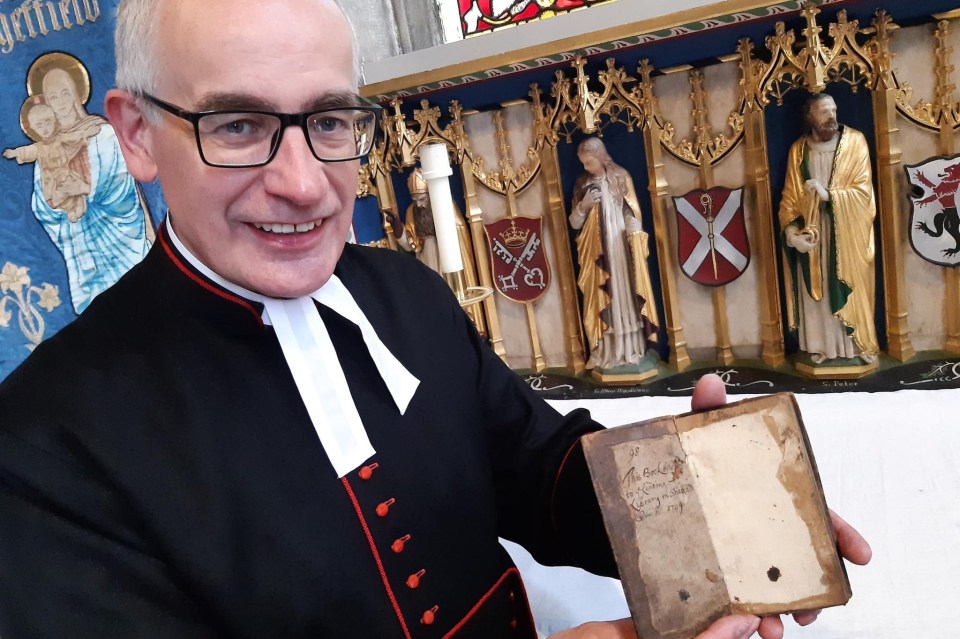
254, 221, 319, 234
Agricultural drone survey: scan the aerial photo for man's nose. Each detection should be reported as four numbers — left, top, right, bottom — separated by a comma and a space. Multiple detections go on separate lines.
262, 126, 330, 205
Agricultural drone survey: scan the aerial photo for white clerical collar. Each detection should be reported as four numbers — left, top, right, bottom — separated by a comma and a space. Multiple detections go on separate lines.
166, 218, 419, 477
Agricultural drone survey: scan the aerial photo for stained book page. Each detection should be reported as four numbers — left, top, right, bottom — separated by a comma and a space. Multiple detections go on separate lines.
609, 422, 727, 635
677, 400, 830, 609
582, 394, 850, 639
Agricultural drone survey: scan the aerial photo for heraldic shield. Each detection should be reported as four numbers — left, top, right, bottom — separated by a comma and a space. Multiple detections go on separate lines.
483, 216, 551, 303
672, 187, 750, 286
905, 154, 960, 267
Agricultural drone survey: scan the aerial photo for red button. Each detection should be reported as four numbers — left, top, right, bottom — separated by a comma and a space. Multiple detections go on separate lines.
421, 606, 438, 625
358, 463, 379, 480
406, 569, 426, 589
375, 498, 395, 517
391, 534, 410, 554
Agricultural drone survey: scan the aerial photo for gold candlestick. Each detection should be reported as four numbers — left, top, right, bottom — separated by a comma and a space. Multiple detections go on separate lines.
444, 269, 492, 309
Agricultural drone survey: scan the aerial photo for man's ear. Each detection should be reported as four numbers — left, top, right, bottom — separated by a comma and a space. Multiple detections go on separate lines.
104, 89, 159, 182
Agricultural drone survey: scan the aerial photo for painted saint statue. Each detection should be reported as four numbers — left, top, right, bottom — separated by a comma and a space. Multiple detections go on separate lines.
569, 137, 659, 382
386, 168, 485, 335
778, 93, 879, 368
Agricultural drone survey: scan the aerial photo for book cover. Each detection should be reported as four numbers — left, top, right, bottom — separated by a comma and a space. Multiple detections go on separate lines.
581, 393, 850, 639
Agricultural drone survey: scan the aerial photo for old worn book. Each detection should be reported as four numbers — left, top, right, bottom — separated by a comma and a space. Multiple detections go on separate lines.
581, 393, 850, 639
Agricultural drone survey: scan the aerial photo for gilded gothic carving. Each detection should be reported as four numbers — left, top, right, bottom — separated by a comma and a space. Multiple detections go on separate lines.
361, 2, 959, 379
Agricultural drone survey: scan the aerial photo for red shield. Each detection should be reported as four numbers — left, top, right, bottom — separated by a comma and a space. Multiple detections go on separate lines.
672, 187, 750, 286
483, 216, 551, 303
905, 154, 960, 267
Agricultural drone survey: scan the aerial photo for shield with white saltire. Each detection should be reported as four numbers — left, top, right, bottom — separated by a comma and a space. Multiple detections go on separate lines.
904, 153, 960, 267
483, 216, 551, 303
672, 187, 750, 286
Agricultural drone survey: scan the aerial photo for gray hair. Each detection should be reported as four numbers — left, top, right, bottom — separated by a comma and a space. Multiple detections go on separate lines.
114, 0, 161, 95
114, 0, 361, 95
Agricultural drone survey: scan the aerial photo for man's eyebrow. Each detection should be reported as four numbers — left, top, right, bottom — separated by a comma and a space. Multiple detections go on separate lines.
193, 91, 367, 113
303, 92, 368, 112
193, 93, 275, 112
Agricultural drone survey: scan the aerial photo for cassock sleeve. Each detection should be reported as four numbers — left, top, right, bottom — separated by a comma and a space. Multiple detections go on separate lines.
0, 416, 216, 637
341, 246, 620, 580
449, 292, 619, 579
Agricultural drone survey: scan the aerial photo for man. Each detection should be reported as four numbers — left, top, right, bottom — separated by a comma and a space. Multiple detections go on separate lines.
779, 93, 879, 365
0, 1, 869, 638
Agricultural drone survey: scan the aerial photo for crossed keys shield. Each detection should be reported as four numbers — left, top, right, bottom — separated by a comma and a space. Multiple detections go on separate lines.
672, 187, 750, 286
483, 216, 551, 303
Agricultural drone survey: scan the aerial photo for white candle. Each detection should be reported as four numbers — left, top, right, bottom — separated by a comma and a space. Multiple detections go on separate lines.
418, 143, 464, 274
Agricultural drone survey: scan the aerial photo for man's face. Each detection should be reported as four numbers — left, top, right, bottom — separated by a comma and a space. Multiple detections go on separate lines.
808, 96, 838, 142
146, 0, 359, 297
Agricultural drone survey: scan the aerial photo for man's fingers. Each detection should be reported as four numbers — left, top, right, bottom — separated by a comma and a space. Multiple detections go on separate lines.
793, 609, 820, 626
830, 510, 872, 565
757, 615, 784, 639
691, 373, 727, 412
696, 615, 760, 639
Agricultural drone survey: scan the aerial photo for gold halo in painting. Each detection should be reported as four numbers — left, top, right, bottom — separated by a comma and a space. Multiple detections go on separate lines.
26, 52, 92, 106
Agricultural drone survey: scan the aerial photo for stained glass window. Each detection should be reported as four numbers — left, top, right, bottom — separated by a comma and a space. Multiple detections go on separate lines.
457, 0, 619, 37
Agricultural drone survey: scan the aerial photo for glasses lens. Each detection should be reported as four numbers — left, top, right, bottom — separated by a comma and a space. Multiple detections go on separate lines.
196, 112, 282, 166
307, 109, 377, 160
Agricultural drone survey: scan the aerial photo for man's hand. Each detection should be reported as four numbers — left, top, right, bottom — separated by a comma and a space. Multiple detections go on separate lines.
548, 377, 873, 639
548, 615, 762, 639
737, 509, 872, 639
691, 372, 727, 411
686, 374, 873, 639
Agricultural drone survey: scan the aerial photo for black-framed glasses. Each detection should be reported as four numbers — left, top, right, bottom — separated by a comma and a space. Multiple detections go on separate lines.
140, 93, 381, 168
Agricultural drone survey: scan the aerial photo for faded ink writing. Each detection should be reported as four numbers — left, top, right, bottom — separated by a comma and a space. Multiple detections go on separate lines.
620, 456, 692, 522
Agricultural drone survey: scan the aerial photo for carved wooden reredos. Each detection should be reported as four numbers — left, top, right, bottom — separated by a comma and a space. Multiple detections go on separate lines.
359, 1, 960, 378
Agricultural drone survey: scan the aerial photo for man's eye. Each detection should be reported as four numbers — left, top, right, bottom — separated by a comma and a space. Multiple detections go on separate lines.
311, 114, 349, 134
201, 114, 274, 140
218, 119, 259, 136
